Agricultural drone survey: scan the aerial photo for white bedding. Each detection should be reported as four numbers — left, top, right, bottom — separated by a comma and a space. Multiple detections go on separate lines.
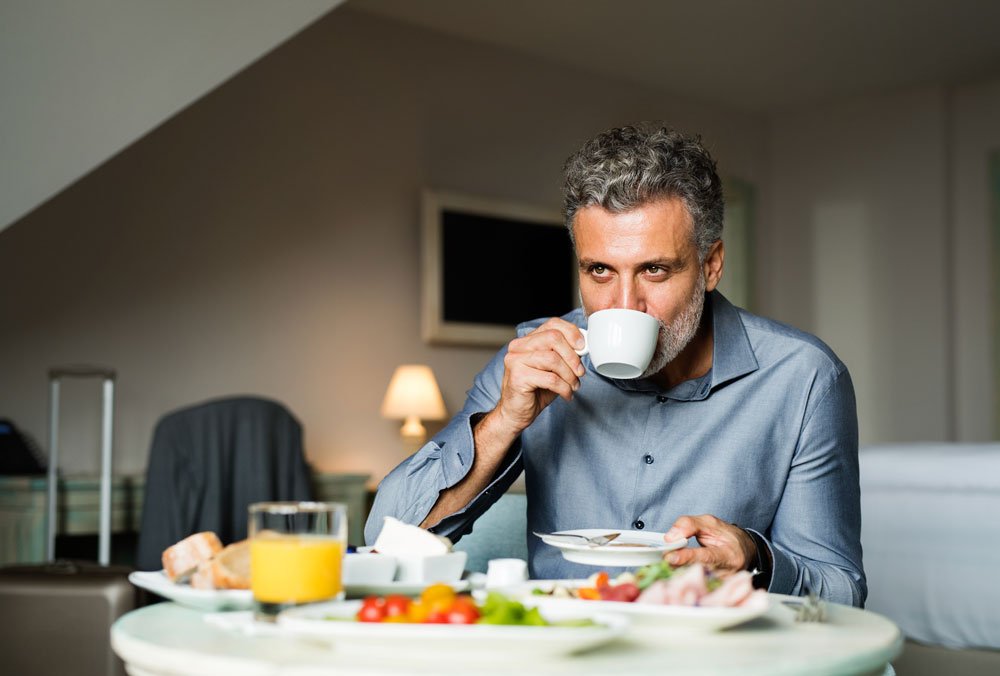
859, 443, 1000, 650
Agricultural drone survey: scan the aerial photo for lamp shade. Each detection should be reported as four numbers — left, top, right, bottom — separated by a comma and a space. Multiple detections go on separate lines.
381, 365, 447, 421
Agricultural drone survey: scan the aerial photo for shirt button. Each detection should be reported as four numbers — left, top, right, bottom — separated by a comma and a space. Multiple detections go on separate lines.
633, 519, 645, 530
656, 395, 667, 403
644, 454, 654, 464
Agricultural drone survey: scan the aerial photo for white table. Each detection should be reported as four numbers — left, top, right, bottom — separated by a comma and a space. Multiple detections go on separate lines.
111, 596, 902, 676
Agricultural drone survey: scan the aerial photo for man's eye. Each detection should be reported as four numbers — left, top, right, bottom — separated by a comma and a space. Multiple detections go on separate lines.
590, 265, 607, 275
646, 265, 661, 274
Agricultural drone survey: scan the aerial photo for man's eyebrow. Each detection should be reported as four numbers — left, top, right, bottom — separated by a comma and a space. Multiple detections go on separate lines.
577, 257, 688, 271
639, 257, 686, 271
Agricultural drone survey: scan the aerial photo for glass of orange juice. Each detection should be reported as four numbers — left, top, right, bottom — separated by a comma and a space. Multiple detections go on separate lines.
248, 501, 347, 622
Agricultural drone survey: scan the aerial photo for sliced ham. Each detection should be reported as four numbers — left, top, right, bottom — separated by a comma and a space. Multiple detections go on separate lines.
700, 570, 755, 607
637, 564, 708, 606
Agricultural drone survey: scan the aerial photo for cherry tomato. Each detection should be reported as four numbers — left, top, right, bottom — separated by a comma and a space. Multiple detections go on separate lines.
445, 602, 480, 624
357, 596, 386, 622
407, 600, 431, 623
425, 609, 450, 624
383, 595, 411, 618
421, 583, 456, 605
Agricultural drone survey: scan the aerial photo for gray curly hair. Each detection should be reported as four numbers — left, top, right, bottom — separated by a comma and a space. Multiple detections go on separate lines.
562, 125, 724, 260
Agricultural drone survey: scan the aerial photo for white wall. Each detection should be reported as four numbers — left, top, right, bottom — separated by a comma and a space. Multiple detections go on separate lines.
768, 83, 1000, 444
0, 0, 341, 234
951, 80, 1000, 441
0, 8, 768, 482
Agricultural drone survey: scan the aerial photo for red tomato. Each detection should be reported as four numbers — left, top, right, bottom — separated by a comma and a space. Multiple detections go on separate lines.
425, 609, 450, 624
383, 595, 411, 618
357, 597, 386, 622
445, 603, 480, 624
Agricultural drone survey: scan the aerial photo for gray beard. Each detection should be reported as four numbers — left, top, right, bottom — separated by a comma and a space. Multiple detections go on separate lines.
640, 274, 707, 379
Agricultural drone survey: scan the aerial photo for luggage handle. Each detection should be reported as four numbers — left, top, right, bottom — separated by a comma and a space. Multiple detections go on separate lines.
47, 365, 117, 565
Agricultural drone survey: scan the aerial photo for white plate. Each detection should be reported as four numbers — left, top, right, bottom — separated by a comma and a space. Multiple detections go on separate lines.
129, 571, 470, 610
129, 571, 253, 611
277, 600, 629, 658
514, 580, 772, 631
537, 529, 687, 566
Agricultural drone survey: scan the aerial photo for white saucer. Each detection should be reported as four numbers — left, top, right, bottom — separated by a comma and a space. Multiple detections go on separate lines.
537, 529, 687, 566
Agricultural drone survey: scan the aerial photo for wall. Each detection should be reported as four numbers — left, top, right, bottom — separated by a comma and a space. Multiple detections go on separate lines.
768, 82, 1000, 444
0, 8, 768, 482
950, 79, 1000, 441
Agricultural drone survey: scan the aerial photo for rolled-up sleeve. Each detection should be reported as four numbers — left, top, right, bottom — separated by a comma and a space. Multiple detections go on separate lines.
766, 367, 867, 606
364, 347, 523, 545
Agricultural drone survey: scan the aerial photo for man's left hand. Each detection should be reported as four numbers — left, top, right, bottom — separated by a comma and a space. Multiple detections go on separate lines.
662, 514, 756, 576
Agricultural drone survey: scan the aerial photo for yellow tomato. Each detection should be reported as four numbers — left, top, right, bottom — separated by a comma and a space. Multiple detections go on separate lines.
407, 601, 431, 623
420, 583, 456, 605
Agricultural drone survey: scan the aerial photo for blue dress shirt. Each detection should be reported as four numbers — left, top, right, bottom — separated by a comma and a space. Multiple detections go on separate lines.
366, 291, 866, 607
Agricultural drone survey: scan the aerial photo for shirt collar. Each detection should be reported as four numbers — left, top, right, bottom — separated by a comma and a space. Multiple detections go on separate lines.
599, 290, 759, 401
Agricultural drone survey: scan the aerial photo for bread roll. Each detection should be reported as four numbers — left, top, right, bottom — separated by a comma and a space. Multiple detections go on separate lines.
210, 539, 251, 590
162, 532, 223, 581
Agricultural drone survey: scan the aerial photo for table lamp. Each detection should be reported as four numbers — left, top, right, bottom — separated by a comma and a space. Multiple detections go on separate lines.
381, 364, 447, 444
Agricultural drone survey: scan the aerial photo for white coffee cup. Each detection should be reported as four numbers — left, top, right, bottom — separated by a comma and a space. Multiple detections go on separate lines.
577, 308, 660, 379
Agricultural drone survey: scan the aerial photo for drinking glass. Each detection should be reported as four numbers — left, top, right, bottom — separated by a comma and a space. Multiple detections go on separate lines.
249, 501, 347, 622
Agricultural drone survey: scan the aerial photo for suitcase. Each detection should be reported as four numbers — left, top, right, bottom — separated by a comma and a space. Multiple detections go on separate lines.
0, 366, 140, 676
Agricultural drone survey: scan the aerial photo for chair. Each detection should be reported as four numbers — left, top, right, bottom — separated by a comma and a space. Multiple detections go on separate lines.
135, 396, 313, 571
452, 493, 528, 573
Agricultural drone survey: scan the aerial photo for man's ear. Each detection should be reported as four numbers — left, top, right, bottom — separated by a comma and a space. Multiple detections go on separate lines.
703, 240, 725, 292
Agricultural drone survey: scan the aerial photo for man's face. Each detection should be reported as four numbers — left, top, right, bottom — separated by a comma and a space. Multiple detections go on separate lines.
574, 198, 723, 374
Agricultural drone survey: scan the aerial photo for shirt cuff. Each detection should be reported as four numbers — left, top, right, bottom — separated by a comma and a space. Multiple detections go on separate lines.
743, 528, 775, 590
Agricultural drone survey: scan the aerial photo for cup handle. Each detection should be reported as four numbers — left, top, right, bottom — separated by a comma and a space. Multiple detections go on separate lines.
575, 328, 589, 356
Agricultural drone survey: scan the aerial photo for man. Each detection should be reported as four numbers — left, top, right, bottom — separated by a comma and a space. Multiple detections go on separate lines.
367, 125, 865, 607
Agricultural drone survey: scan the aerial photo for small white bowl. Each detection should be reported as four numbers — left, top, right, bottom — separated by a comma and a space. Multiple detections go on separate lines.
342, 552, 397, 586
394, 551, 467, 584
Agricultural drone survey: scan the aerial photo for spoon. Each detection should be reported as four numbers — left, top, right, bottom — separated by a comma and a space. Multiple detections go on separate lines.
532, 531, 621, 547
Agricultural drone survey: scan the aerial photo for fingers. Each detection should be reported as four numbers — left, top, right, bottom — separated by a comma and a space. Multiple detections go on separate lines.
513, 319, 586, 376
665, 544, 724, 569
503, 351, 576, 402
663, 514, 752, 574
664, 514, 703, 542
493, 319, 589, 433
506, 320, 587, 399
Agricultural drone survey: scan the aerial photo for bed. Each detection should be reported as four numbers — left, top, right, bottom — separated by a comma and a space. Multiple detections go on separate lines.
859, 443, 1000, 674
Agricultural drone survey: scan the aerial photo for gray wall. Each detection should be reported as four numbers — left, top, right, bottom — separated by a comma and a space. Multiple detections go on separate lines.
0, 9, 768, 481
767, 82, 1000, 445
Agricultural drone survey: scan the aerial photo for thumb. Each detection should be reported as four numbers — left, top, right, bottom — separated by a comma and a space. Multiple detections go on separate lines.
665, 546, 699, 567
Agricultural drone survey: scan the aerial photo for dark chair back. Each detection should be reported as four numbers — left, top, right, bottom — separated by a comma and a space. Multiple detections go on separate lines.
135, 396, 312, 571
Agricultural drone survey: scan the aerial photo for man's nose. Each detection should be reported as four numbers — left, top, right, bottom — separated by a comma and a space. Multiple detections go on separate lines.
615, 280, 645, 312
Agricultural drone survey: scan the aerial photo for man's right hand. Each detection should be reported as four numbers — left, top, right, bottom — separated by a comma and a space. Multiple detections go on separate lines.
491, 317, 587, 436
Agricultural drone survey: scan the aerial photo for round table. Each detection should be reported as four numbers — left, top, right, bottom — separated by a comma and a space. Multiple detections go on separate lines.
112, 595, 902, 675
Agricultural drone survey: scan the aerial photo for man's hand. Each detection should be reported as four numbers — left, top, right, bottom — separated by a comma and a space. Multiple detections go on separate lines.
662, 514, 757, 576
492, 317, 586, 436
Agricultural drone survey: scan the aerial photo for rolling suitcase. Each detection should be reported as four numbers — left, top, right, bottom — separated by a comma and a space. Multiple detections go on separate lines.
0, 366, 140, 676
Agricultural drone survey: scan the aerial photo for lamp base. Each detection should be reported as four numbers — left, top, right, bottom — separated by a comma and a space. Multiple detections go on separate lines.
400, 415, 426, 443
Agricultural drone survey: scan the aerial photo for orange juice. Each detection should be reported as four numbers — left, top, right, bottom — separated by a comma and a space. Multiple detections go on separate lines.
251, 533, 344, 603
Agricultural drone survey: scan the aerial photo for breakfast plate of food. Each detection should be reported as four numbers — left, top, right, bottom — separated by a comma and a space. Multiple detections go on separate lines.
510, 561, 771, 630
535, 529, 687, 566
276, 585, 629, 658
128, 532, 254, 610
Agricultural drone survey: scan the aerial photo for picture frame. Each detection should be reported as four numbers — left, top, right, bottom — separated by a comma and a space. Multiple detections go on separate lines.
421, 189, 577, 346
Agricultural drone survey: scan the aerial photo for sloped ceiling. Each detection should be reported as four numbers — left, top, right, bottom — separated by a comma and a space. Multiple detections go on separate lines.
0, 0, 343, 234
